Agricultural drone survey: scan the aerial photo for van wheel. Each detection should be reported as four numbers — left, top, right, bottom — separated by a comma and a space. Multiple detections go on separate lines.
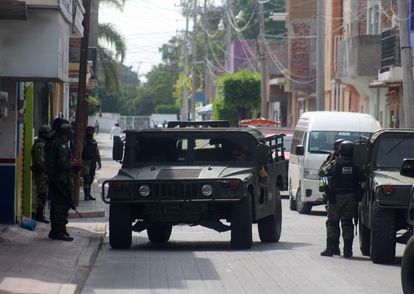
231, 193, 253, 249
296, 186, 312, 214
258, 189, 282, 243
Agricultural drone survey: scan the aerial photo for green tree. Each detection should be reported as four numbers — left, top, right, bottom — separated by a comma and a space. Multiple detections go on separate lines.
213, 70, 260, 125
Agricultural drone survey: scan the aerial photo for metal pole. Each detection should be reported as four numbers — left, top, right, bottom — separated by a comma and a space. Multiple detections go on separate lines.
398, 0, 414, 128
182, 5, 189, 121
73, 0, 91, 206
316, 0, 325, 111
203, 0, 209, 106
191, 0, 197, 121
259, 1, 268, 118
225, 0, 232, 73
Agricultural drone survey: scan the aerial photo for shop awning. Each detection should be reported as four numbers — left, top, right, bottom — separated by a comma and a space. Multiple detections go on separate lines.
0, 0, 27, 20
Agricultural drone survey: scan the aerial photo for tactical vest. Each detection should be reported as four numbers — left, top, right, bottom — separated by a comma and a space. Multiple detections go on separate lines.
83, 139, 98, 161
330, 158, 359, 191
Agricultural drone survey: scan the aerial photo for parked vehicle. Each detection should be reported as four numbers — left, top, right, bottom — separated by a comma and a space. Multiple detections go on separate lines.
103, 121, 287, 249
288, 111, 381, 214
354, 130, 414, 264
400, 159, 414, 293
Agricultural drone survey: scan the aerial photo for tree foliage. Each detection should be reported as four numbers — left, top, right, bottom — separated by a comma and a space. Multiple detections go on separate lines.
213, 70, 260, 125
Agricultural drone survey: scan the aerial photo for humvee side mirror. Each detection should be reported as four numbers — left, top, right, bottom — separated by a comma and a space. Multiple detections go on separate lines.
353, 141, 370, 166
113, 139, 124, 161
257, 144, 270, 165
400, 159, 414, 178
296, 145, 304, 156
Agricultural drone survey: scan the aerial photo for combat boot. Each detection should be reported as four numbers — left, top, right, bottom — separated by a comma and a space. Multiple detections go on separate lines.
48, 232, 74, 242
343, 239, 353, 258
320, 238, 334, 257
332, 239, 341, 255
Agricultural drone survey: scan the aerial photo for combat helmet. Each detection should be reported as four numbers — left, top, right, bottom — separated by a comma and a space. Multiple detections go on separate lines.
52, 117, 69, 132
38, 125, 52, 139
333, 138, 345, 151
338, 141, 354, 158
59, 123, 74, 135
86, 126, 95, 136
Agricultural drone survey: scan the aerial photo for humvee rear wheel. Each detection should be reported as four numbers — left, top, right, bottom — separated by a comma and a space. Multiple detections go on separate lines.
109, 203, 132, 249
358, 210, 370, 256
147, 223, 172, 243
296, 186, 312, 214
370, 205, 396, 264
231, 193, 252, 249
401, 236, 414, 294
258, 189, 282, 243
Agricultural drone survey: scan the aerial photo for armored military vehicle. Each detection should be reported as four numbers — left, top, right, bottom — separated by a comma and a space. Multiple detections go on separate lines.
102, 121, 287, 249
354, 129, 414, 264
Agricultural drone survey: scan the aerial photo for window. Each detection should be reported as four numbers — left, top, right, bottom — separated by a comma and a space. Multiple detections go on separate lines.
291, 130, 305, 155
376, 137, 414, 169
308, 131, 372, 154
368, 1, 380, 35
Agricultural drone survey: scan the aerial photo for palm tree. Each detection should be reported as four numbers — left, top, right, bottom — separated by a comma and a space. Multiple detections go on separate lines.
97, 0, 127, 92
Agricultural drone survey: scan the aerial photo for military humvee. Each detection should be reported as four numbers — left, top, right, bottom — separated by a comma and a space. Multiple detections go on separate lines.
102, 121, 287, 249
354, 129, 414, 264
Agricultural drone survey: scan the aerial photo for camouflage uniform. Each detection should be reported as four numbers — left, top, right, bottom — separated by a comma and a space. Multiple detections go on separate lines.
321, 141, 360, 258
31, 126, 51, 222
82, 126, 101, 200
45, 123, 76, 241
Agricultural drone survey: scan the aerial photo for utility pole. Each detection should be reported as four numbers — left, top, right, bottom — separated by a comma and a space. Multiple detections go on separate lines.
225, 0, 232, 73
259, 1, 268, 118
316, 0, 325, 111
191, 0, 197, 121
182, 3, 190, 121
398, 0, 414, 128
73, 0, 92, 206
203, 0, 209, 105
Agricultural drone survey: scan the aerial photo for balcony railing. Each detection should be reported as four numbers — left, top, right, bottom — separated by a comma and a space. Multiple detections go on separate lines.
380, 27, 401, 73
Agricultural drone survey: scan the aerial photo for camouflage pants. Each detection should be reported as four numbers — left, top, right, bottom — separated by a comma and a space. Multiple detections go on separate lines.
32, 175, 48, 215
49, 185, 71, 235
82, 160, 96, 197
326, 193, 358, 241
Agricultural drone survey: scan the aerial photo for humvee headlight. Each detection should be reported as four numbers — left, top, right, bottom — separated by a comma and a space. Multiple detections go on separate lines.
201, 184, 213, 196
138, 185, 150, 197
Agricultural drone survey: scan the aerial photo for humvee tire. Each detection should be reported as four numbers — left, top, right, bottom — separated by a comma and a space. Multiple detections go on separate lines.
370, 205, 396, 264
401, 237, 414, 294
258, 189, 282, 243
109, 203, 132, 249
231, 193, 253, 249
147, 223, 173, 243
296, 186, 312, 214
358, 211, 370, 256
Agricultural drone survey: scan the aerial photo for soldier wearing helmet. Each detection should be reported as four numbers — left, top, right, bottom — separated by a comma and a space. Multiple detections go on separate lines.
31, 125, 52, 223
320, 140, 361, 258
81, 126, 101, 201
318, 138, 345, 256
45, 122, 80, 241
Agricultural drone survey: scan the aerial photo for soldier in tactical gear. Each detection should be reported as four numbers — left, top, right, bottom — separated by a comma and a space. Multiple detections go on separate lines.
45, 123, 81, 241
319, 138, 345, 255
82, 126, 101, 201
31, 125, 52, 223
320, 140, 361, 258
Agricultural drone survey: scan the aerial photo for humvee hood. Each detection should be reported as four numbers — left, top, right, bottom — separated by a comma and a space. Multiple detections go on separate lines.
373, 170, 414, 186
113, 166, 254, 181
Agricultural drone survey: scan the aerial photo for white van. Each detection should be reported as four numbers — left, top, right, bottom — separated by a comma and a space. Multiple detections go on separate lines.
288, 111, 381, 214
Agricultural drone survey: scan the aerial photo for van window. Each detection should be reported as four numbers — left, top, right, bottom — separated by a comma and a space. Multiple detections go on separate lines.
308, 131, 371, 154
291, 130, 305, 155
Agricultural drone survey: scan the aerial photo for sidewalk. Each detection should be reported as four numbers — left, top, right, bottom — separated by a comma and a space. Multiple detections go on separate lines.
0, 132, 116, 294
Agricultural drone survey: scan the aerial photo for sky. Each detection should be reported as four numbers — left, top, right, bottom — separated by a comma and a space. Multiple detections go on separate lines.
99, 0, 187, 78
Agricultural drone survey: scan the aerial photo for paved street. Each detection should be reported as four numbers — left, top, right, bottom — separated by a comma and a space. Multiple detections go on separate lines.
73, 133, 404, 294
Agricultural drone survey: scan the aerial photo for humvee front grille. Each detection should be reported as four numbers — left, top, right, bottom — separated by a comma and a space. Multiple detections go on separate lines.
140, 182, 204, 199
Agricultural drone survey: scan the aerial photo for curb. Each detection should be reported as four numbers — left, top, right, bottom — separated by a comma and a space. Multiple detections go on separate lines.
69, 210, 105, 218
60, 224, 107, 294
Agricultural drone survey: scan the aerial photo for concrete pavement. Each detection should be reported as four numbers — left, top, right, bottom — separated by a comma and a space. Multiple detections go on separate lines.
0, 133, 114, 294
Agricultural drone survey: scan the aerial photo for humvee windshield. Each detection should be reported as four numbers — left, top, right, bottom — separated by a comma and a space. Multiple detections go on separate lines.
133, 132, 255, 163
375, 136, 414, 169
